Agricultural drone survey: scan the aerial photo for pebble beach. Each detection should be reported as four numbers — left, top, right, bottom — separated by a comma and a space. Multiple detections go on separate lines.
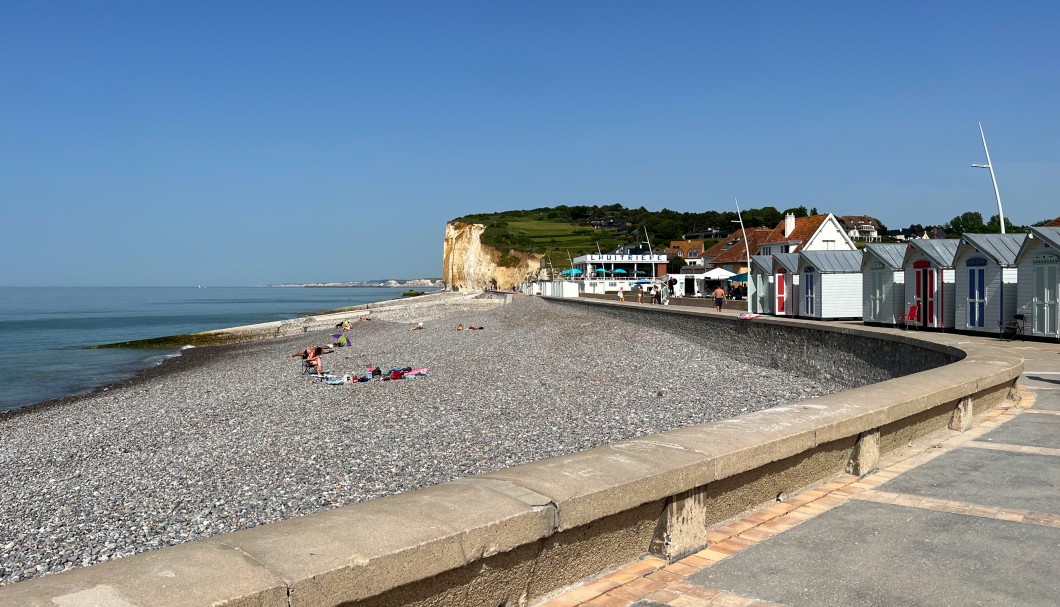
0, 295, 837, 586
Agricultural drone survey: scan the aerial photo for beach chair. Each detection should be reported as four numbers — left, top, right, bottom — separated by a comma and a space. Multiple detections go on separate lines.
1000, 314, 1025, 341
896, 304, 919, 330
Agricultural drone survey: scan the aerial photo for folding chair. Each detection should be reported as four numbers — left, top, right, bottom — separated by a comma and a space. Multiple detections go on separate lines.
896, 304, 919, 330
1000, 314, 1026, 341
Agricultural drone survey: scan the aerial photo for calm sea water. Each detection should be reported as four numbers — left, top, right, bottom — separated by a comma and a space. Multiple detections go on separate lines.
0, 287, 425, 412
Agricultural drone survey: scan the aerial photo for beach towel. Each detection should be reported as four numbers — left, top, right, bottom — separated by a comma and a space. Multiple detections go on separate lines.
737, 313, 762, 320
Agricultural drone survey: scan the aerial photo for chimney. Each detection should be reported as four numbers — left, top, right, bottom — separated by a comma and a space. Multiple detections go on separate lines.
784, 213, 796, 238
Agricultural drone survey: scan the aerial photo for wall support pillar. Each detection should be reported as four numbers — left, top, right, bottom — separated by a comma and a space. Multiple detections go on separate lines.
845, 429, 880, 477
950, 396, 974, 431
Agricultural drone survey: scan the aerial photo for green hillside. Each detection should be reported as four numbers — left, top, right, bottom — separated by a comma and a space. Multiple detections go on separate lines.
454, 203, 793, 268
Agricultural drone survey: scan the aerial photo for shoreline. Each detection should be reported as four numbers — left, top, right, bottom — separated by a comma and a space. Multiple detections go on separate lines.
2, 290, 460, 416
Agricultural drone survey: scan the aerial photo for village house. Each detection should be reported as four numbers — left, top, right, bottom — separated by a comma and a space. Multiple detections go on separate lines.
702, 228, 773, 275
667, 240, 706, 267
838, 215, 883, 242
757, 213, 857, 255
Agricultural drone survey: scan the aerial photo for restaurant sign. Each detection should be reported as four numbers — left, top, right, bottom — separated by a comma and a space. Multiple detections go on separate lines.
582, 254, 666, 262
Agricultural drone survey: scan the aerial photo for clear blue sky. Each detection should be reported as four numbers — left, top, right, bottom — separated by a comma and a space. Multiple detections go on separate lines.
2, 1, 1058, 286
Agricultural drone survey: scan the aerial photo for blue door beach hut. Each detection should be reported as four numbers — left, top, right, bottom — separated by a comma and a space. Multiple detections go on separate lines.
953, 233, 1026, 335
902, 239, 960, 330
796, 250, 864, 320
772, 253, 801, 317
861, 243, 907, 326
748, 254, 773, 314
1014, 226, 1060, 339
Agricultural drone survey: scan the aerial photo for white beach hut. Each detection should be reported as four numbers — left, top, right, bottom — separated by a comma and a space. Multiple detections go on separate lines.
1014, 226, 1060, 339
748, 255, 774, 314
953, 233, 1026, 335
796, 250, 864, 320
902, 239, 960, 330
772, 253, 800, 317
861, 243, 907, 326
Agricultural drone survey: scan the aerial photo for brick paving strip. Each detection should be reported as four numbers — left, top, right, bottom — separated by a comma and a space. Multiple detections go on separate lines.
1023, 409, 1060, 416
534, 388, 1045, 607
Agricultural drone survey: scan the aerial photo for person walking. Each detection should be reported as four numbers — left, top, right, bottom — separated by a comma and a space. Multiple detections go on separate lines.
618, 286, 625, 302
712, 285, 727, 312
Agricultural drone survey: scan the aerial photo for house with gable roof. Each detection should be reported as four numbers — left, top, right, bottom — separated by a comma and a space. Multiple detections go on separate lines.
757, 213, 857, 256
667, 240, 706, 267
838, 215, 883, 242
703, 227, 773, 275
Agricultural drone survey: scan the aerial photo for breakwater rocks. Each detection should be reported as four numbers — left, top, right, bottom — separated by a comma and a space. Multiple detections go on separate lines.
3, 297, 839, 586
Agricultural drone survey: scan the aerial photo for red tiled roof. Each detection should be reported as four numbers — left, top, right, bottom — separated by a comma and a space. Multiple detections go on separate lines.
667, 240, 705, 258
708, 228, 773, 264
1044, 217, 1060, 227
760, 214, 830, 253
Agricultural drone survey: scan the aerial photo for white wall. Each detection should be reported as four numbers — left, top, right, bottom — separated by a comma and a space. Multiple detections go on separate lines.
804, 217, 857, 251
821, 273, 863, 319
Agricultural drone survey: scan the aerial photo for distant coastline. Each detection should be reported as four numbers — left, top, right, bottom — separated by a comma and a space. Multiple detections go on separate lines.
270, 279, 442, 288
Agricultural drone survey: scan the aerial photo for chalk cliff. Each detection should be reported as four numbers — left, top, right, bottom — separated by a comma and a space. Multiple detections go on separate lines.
442, 221, 544, 290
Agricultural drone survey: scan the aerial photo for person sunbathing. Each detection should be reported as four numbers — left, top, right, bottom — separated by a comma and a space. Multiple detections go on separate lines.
288, 345, 331, 374
467, 325, 485, 330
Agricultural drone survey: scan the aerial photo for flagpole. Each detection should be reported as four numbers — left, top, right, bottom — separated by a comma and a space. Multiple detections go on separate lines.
735, 198, 752, 313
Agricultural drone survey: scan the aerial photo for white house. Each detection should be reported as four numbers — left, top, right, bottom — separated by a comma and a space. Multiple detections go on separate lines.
953, 233, 1026, 336
838, 215, 883, 242
772, 253, 801, 317
902, 239, 960, 330
861, 243, 907, 326
1014, 226, 1060, 339
757, 213, 857, 255
797, 250, 864, 320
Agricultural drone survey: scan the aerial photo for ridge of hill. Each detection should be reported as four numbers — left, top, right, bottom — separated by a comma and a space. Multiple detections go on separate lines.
451, 203, 792, 266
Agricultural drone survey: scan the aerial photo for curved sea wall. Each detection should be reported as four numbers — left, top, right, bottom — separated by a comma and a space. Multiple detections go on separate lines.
3, 298, 1022, 607
441, 221, 544, 291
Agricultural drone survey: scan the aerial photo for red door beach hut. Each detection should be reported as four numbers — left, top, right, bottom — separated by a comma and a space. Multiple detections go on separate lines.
902, 239, 960, 330
749, 254, 774, 314
861, 243, 907, 326
772, 253, 801, 317
953, 233, 1026, 335
796, 250, 864, 320
1015, 226, 1060, 339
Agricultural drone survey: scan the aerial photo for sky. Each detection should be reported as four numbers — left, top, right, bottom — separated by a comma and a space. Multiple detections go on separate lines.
2, 2, 1058, 286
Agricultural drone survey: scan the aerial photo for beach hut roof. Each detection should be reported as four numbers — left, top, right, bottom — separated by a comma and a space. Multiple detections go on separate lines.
863, 243, 907, 270
800, 249, 864, 273
1016, 226, 1060, 261
773, 252, 801, 273
750, 254, 773, 273
958, 233, 1027, 267
906, 238, 960, 268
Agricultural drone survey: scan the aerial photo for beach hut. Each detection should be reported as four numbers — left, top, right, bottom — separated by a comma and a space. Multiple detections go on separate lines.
953, 233, 1026, 335
901, 239, 960, 330
796, 250, 864, 320
772, 253, 801, 317
748, 255, 774, 314
1014, 226, 1060, 339
861, 243, 907, 326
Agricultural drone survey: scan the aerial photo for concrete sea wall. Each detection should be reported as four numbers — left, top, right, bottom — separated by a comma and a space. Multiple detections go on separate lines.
3, 298, 1022, 607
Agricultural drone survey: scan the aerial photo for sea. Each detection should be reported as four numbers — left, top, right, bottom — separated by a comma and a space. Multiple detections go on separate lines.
0, 286, 428, 412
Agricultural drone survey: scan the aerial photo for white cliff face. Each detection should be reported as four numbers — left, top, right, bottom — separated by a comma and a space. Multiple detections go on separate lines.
442, 221, 543, 290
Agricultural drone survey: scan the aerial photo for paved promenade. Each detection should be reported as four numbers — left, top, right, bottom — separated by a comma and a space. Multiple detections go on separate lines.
536, 315, 1060, 607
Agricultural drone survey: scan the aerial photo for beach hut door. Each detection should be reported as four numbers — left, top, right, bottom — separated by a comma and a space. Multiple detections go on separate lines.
1033, 264, 1058, 336
967, 268, 986, 328
869, 270, 884, 321
914, 265, 935, 327
803, 271, 816, 316
776, 270, 787, 314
